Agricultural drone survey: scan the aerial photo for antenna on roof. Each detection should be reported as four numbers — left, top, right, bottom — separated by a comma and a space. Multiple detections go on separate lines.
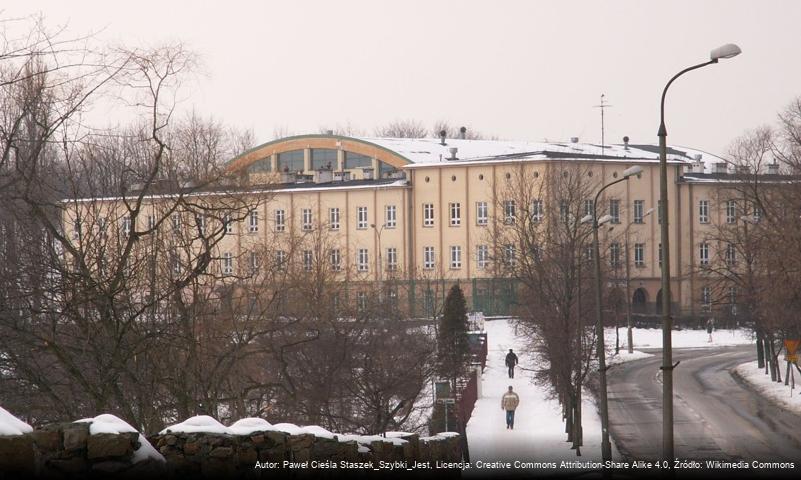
593, 94, 613, 156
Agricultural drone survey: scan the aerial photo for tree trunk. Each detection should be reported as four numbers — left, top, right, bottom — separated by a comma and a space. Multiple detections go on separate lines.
756, 330, 765, 369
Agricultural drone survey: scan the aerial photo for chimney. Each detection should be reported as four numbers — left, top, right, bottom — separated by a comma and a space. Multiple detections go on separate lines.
712, 163, 728, 174
736, 164, 750, 175
439, 130, 447, 146
570, 137, 579, 143
459, 126, 467, 139
767, 163, 780, 175
325, 129, 334, 135
691, 154, 704, 173
448, 147, 458, 160
623, 136, 630, 150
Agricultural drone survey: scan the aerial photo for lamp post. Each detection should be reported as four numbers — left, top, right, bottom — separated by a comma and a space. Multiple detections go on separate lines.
657, 43, 741, 463
590, 164, 643, 461
370, 223, 386, 301
618, 208, 654, 354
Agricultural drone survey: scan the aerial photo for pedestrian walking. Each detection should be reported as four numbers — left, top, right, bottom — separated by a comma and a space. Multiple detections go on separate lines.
501, 386, 520, 429
505, 349, 518, 378
706, 317, 715, 343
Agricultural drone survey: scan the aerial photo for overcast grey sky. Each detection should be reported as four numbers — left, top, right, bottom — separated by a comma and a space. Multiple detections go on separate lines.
8, 0, 801, 156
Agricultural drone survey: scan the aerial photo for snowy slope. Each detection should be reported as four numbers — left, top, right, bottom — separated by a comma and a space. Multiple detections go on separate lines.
734, 362, 801, 415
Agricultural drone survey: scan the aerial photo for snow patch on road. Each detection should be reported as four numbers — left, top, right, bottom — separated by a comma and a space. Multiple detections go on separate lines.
734, 362, 801, 415
607, 349, 653, 366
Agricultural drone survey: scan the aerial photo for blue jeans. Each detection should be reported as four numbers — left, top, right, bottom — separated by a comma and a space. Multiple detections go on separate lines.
506, 410, 515, 428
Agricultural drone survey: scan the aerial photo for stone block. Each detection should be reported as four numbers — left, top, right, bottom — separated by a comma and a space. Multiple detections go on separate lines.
63, 422, 90, 451
209, 446, 234, 458
0, 435, 35, 474
47, 456, 89, 474
184, 441, 201, 455
87, 432, 135, 459
237, 446, 258, 464
32, 429, 61, 452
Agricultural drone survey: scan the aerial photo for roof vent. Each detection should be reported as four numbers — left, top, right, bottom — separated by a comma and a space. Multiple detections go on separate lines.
693, 154, 703, 161
448, 147, 458, 160
439, 130, 447, 146
767, 163, 780, 175
713, 163, 728, 174
570, 137, 579, 143
459, 126, 467, 139
623, 136, 630, 150
325, 129, 334, 135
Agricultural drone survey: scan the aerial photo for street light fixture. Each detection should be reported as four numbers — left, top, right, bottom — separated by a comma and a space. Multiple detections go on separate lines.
657, 43, 741, 464
590, 165, 642, 461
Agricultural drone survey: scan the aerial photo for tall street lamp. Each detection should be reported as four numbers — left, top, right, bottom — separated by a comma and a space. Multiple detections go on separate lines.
371, 223, 386, 301
590, 164, 643, 461
657, 43, 741, 463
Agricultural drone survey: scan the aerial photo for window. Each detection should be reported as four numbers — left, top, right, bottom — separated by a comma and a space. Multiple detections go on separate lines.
344, 152, 372, 169
224, 213, 233, 234
171, 215, 181, 233
310, 148, 337, 170
122, 216, 132, 236
449, 203, 461, 226
450, 246, 462, 269
357, 291, 368, 311
423, 204, 434, 227
423, 246, 435, 270
532, 200, 544, 223
302, 208, 313, 231
97, 217, 107, 233
699, 200, 709, 224
248, 210, 259, 233
330, 249, 341, 271
634, 243, 645, 267
147, 215, 156, 231
250, 251, 259, 272
610, 242, 621, 268
276, 250, 287, 271
609, 200, 620, 224
476, 202, 488, 225
385, 205, 397, 228
560, 201, 569, 223
329, 208, 340, 230
222, 252, 233, 275
274, 209, 285, 232
303, 250, 313, 271
72, 219, 81, 239
276, 150, 304, 172
171, 250, 181, 275
386, 247, 398, 271
531, 244, 542, 261
504, 244, 516, 266
633, 200, 644, 223
247, 157, 272, 173
583, 199, 593, 218
701, 286, 712, 307
725, 243, 736, 266
504, 200, 516, 224
726, 200, 737, 224
357, 206, 368, 229
699, 242, 709, 265
357, 248, 369, 272
195, 214, 206, 234
753, 204, 762, 223
477, 245, 489, 269
585, 245, 594, 261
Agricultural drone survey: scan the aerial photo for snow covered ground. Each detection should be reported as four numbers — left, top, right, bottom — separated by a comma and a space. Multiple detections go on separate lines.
604, 326, 753, 351
734, 362, 801, 415
466, 318, 620, 475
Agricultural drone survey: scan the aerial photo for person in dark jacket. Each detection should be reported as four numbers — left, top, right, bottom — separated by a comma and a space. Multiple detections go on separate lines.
505, 349, 519, 378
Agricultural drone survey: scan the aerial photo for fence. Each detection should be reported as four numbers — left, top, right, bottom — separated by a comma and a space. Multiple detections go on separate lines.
456, 369, 478, 426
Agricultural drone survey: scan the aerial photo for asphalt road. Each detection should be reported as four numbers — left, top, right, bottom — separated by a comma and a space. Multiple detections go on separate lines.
607, 345, 801, 464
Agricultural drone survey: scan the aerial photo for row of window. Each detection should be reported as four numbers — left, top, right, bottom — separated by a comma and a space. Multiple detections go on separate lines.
697, 200, 761, 224
246, 205, 399, 233
698, 242, 738, 266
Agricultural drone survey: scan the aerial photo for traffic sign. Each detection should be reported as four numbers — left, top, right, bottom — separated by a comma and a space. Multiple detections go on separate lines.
784, 339, 799, 364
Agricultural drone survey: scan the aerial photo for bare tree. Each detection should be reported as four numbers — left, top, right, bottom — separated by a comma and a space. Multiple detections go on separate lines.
374, 119, 428, 138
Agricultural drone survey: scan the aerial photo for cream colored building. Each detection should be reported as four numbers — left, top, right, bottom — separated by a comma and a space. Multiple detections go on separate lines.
65, 133, 764, 320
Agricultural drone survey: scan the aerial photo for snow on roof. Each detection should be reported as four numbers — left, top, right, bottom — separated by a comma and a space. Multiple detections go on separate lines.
356, 136, 726, 168
228, 417, 273, 435
0, 405, 33, 436
74, 414, 164, 463
160, 415, 232, 435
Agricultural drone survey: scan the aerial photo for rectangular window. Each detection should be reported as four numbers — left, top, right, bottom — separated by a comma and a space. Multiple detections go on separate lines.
195, 214, 206, 234
303, 250, 313, 271
423, 246, 435, 270
726, 200, 737, 224
477, 245, 489, 269
725, 243, 736, 266
276, 250, 287, 271
504, 244, 516, 266
301, 208, 313, 231
171, 215, 181, 233
449, 203, 461, 226
753, 203, 762, 223
171, 250, 181, 275
450, 246, 462, 269
423, 203, 434, 227
634, 243, 645, 267
699, 242, 709, 265
610, 242, 621, 267
224, 213, 233, 234
532, 199, 544, 223
357, 206, 368, 229
223, 252, 233, 275
504, 200, 516, 224
385, 205, 397, 228
357, 291, 368, 311
609, 200, 620, 224
702, 286, 712, 307
585, 245, 594, 261
147, 215, 156, 231
275, 209, 285, 232
583, 199, 593, 218
330, 249, 341, 271
357, 248, 369, 272
250, 251, 259, 272
699, 200, 709, 224
249, 210, 259, 233
122, 216, 132, 236
560, 201, 569, 224
633, 200, 644, 224
476, 202, 488, 225
386, 247, 398, 271
72, 219, 81, 239
329, 208, 340, 230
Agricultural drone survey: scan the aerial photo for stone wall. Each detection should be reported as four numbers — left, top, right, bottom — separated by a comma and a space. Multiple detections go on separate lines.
0, 426, 462, 478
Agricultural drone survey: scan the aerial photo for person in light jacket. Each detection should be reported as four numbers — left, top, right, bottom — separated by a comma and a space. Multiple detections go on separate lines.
501, 386, 520, 429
